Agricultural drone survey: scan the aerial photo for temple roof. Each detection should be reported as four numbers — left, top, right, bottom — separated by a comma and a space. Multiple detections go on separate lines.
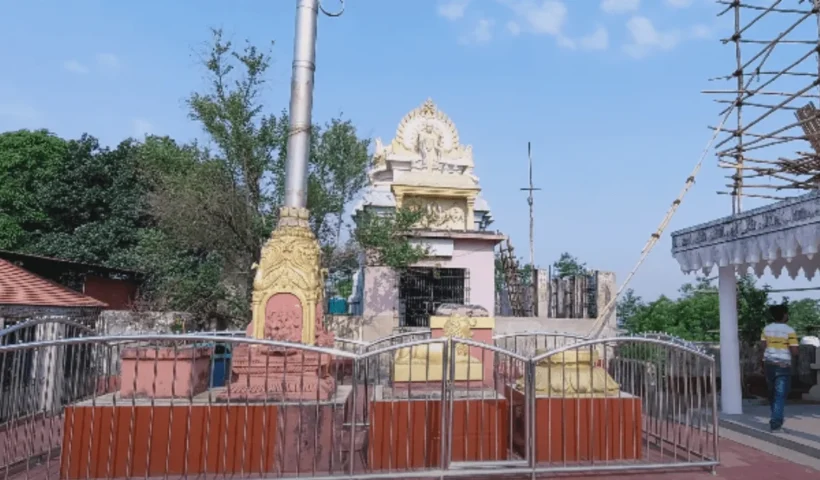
671, 191, 820, 279
353, 99, 493, 224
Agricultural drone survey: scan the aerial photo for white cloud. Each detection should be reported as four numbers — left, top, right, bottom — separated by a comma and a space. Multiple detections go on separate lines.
519, 1, 567, 36
133, 118, 154, 138
601, 0, 639, 14
665, 0, 693, 7
501, 0, 570, 47
579, 26, 609, 51
438, 0, 471, 21
689, 23, 713, 40
63, 60, 89, 74
623, 16, 680, 58
499, 1, 609, 52
507, 21, 522, 36
96, 53, 121, 70
459, 18, 494, 45
556, 35, 575, 49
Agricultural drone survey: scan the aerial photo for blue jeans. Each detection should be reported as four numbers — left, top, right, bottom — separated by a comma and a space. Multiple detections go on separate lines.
764, 363, 792, 430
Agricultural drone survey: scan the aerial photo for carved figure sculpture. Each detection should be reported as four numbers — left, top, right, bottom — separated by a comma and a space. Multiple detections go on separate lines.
516, 348, 620, 397
393, 316, 483, 382
416, 123, 442, 171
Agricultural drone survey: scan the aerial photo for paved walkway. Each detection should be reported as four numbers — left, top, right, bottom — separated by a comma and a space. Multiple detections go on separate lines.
720, 403, 820, 457
544, 439, 816, 479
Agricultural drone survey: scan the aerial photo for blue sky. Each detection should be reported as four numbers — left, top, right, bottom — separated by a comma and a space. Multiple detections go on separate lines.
0, 0, 815, 301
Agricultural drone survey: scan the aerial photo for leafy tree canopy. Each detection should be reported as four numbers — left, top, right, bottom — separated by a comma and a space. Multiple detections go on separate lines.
618, 275, 820, 342
0, 130, 68, 250
353, 207, 429, 269
0, 29, 380, 328
552, 252, 588, 278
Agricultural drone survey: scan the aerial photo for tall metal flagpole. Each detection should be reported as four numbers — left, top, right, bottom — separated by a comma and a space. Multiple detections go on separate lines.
246, 0, 344, 344
284, 0, 344, 207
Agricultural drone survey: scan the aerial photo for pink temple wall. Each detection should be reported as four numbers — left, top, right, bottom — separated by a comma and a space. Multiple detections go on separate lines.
361, 238, 497, 338
413, 238, 496, 314
362, 266, 398, 320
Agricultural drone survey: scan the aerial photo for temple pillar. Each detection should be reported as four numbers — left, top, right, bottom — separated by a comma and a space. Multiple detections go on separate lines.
718, 265, 743, 414
465, 197, 475, 230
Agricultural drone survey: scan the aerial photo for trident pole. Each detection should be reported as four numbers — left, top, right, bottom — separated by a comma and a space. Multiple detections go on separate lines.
284, 0, 344, 208
520, 142, 540, 269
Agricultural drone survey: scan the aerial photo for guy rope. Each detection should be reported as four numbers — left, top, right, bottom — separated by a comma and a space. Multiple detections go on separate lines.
586, 99, 738, 339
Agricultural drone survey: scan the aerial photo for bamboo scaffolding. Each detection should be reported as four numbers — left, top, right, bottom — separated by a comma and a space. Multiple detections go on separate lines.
705, 0, 820, 207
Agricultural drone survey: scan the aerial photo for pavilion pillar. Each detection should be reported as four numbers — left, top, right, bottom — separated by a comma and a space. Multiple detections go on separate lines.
718, 265, 743, 414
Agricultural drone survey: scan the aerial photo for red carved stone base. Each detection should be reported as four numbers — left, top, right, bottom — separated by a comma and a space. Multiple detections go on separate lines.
219, 344, 336, 401
222, 292, 338, 401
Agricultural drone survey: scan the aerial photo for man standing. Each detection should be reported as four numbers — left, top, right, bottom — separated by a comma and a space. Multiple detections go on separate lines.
760, 305, 799, 432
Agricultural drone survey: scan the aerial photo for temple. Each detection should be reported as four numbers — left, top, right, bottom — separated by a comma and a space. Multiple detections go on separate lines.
351, 99, 505, 334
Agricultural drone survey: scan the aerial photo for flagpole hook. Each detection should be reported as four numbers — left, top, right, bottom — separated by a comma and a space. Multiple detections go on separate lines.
319, 0, 345, 17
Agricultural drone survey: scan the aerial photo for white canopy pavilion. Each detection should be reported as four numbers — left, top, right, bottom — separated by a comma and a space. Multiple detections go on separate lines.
671, 191, 820, 414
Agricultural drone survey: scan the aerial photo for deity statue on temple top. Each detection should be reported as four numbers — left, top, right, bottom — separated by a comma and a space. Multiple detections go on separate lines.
416, 122, 443, 171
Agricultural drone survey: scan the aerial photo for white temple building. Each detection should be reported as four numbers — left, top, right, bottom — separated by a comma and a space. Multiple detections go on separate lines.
349, 99, 505, 336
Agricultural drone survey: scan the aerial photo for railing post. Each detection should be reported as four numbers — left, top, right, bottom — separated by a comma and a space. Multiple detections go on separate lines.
526, 357, 536, 477
439, 339, 451, 478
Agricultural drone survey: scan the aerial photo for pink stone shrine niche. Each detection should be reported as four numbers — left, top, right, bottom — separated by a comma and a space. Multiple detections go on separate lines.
222, 292, 336, 401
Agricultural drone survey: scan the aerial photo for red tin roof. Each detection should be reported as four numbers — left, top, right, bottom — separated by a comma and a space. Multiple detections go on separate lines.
0, 258, 108, 308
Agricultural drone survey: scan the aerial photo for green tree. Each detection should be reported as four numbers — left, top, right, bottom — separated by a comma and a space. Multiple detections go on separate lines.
353, 207, 428, 269
114, 228, 231, 328
780, 297, 820, 336
552, 252, 588, 277
32, 135, 146, 264
737, 276, 771, 344
616, 288, 644, 327
0, 130, 67, 250
310, 118, 371, 246
0, 30, 379, 327
146, 29, 373, 324
621, 275, 770, 342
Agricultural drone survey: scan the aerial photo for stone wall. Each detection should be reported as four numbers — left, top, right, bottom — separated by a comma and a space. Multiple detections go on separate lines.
98, 310, 195, 335
494, 316, 619, 339
324, 314, 365, 341
512, 270, 617, 322
361, 266, 398, 340
334, 314, 621, 343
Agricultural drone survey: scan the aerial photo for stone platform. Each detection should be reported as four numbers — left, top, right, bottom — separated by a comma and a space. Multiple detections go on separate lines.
368, 385, 509, 469
58, 386, 351, 478
507, 386, 643, 463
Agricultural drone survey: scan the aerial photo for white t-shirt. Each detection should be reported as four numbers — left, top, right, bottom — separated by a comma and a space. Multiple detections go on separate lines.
761, 323, 798, 365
